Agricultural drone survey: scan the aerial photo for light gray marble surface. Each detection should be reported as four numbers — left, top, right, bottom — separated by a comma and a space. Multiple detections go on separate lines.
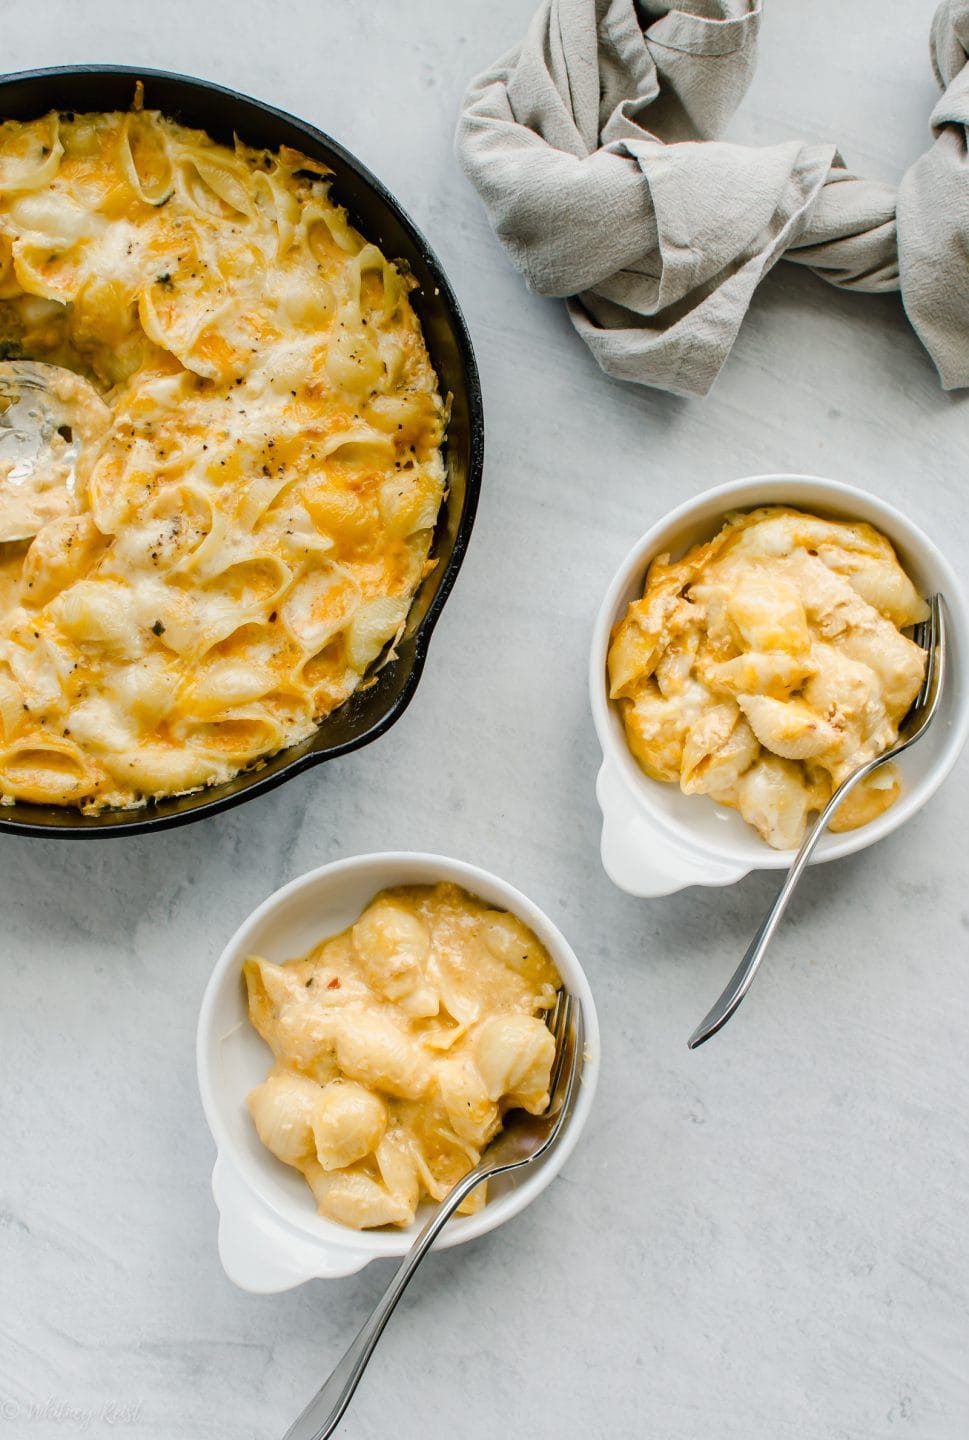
1, 3, 967, 1437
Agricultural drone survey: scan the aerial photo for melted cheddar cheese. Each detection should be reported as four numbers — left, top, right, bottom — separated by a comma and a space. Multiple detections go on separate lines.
608, 507, 929, 849
245, 883, 561, 1230
0, 106, 446, 809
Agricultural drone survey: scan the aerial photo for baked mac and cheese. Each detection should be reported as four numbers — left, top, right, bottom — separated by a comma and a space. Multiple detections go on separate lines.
245, 883, 561, 1229
0, 103, 445, 810
608, 507, 928, 849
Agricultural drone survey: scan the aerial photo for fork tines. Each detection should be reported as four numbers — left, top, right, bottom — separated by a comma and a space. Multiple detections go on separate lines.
912, 594, 942, 712
546, 991, 576, 1110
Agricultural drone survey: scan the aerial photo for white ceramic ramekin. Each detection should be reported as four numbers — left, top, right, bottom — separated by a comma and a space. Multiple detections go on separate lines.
590, 474, 969, 897
196, 852, 600, 1292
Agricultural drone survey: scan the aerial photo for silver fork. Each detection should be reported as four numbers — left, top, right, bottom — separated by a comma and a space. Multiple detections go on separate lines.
688, 594, 946, 1050
282, 990, 584, 1440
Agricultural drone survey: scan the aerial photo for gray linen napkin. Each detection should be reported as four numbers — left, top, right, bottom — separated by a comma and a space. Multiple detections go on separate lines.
455, 0, 969, 397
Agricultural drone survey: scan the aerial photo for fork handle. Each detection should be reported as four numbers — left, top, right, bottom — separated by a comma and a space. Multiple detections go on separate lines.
687, 760, 878, 1050
282, 1162, 489, 1440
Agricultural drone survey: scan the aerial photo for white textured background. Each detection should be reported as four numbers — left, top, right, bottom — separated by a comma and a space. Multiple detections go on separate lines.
1, 2, 967, 1438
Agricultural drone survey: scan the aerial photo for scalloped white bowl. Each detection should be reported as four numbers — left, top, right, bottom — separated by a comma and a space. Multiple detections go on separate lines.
590, 474, 969, 897
196, 852, 600, 1292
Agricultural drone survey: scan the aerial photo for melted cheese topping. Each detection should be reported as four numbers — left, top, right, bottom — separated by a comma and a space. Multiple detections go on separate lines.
608, 507, 929, 849
245, 883, 561, 1230
0, 108, 445, 810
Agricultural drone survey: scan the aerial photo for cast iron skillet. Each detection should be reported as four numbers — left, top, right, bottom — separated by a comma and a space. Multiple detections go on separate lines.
0, 66, 483, 838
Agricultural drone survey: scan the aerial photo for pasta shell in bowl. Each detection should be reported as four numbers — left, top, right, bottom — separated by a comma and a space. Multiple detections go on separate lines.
590, 475, 969, 897
196, 852, 599, 1291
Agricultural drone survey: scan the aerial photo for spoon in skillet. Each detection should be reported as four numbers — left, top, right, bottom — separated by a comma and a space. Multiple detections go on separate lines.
0, 360, 109, 543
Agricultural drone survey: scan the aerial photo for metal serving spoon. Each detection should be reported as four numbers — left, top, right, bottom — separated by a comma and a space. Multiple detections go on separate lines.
281, 990, 584, 1440
0, 360, 105, 543
688, 593, 946, 1050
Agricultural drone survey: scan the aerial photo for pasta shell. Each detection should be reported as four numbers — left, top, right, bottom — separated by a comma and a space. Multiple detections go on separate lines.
737, 694, 843, 761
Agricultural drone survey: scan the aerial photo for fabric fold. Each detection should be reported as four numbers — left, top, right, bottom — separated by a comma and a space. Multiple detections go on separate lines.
456, 0, 969, 397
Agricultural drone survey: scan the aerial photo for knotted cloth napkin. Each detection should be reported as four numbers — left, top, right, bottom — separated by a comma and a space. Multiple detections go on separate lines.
455, 0, 969, 397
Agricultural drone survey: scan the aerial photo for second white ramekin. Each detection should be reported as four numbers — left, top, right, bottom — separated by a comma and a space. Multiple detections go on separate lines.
590, 474, 969, 897
196, 852, 600, 1292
